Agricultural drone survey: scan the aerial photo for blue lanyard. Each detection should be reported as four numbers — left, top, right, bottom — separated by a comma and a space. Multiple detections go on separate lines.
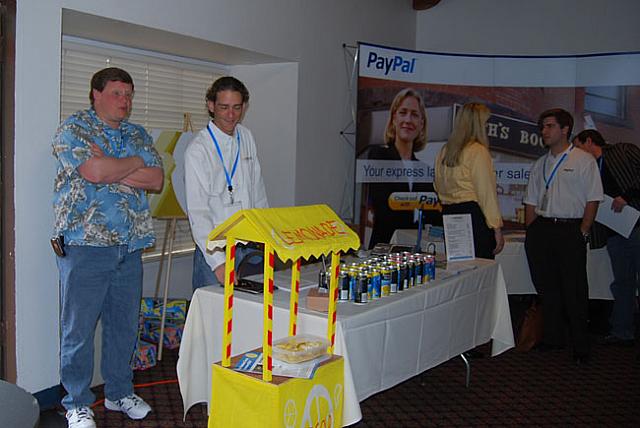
543, 145, 574, 190
207, 123, 240, 194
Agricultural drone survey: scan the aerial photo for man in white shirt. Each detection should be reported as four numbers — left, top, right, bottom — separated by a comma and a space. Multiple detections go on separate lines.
185, 76, 268, 289
523, 108, 603, 365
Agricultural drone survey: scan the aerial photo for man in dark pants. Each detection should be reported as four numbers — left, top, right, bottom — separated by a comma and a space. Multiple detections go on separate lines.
523, 109, 603, 365
573, 129, 640, 347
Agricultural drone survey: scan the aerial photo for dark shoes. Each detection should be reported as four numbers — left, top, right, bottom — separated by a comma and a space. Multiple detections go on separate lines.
573, 352, 590, 366
533, 342, 565, 352
599, 334, 635, 347
534, 342, 588, 365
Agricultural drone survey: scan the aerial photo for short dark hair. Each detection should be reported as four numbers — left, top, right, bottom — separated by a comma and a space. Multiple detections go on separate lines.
205, 76, 249, 118
573, 129, 606, 147
538, 108, 573, 137
89, 67, 134, 107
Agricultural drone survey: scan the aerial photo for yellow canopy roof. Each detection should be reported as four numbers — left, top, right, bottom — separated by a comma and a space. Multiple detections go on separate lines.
206, 204, 360, 262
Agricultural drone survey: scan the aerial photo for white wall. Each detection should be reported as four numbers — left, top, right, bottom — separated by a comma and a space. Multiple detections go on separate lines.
14, 0, 416, 392
14, 1, 64, 393
232, 62, 300, 208
416, 0, 640, 55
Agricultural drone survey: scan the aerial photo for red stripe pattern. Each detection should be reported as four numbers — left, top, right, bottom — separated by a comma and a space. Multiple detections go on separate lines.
290, 258, 301, 337
223, 244, 236, 362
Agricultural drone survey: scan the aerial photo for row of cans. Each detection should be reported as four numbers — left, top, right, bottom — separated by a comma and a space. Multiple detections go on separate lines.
319, 253, 436, 304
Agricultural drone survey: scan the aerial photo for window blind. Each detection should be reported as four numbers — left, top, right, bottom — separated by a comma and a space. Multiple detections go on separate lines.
60, 40, 226, 260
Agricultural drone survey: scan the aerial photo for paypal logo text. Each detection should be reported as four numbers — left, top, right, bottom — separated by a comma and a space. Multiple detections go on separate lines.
366, 52, 416, 75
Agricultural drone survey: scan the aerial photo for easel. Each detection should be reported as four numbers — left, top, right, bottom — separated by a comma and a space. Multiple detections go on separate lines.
153, 113, 192, 360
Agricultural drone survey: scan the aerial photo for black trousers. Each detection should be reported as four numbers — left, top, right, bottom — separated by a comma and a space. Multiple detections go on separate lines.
442, 201, 496, 260
524, 217, 589, 354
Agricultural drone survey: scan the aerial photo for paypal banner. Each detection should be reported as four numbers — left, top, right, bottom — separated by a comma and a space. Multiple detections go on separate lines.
356, 41, 640, 240
359, 44, 422, 82
358, 42, 640, 87
356, 159, 531, 186
360, 45, 418, 80
356, 159, 433, 184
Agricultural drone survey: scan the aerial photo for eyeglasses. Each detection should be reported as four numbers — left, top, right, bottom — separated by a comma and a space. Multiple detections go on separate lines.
108, 89, 135, 100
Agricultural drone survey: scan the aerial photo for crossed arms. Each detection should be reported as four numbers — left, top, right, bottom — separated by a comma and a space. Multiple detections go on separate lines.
78, 142, 163, 192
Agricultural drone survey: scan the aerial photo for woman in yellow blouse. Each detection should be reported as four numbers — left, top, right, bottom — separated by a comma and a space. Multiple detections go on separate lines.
434, 102, 504, 259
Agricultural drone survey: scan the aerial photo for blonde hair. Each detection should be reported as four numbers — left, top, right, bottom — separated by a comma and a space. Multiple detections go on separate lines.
442, 102, 491, 167
384, 88, 428, 152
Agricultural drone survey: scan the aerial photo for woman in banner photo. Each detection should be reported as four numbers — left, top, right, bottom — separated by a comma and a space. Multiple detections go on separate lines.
434, 102, 504, 259
367, 87, 440, 248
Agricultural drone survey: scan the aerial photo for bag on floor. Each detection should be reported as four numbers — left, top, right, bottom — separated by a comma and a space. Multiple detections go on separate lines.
516, 301, 543, 352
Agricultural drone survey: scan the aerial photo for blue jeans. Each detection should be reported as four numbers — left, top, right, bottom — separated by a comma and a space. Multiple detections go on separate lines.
57, 245, 143, 409
607, 225, 640, 340
192, 245, 264, 290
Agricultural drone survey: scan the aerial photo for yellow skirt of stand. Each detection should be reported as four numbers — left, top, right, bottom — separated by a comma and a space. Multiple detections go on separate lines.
209, 356, 344, 428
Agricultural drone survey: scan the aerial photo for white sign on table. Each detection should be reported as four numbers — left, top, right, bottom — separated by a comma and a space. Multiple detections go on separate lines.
442, 214, 475, 261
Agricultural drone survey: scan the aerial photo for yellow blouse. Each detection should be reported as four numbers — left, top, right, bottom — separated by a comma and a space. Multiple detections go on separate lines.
434, 141, 503, 229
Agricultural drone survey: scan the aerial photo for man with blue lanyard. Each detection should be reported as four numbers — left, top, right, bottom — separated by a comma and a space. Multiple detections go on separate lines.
573, 129, 640, 348
53, 67, 163, 427
523, 108, 603, 365
185, 76, 268, 290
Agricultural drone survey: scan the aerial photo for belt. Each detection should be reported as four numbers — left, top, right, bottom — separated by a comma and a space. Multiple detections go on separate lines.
538, 216, 581, 224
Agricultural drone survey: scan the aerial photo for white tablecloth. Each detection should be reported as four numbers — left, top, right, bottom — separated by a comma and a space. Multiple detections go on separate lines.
177, 259, 514, 426
390, 229, 614, 300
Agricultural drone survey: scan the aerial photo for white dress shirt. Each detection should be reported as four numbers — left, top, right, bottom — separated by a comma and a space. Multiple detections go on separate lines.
524, 144, 603, 218
184, 121, 268, 271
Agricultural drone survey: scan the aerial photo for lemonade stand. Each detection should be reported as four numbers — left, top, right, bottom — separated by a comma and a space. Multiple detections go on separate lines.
206, 204, 360, 428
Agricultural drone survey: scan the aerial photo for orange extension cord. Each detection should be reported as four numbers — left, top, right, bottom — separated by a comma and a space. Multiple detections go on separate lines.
90, 379, 178, 408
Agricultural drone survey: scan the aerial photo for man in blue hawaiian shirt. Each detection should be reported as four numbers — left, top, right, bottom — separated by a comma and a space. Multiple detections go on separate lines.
52, 67, 163, 428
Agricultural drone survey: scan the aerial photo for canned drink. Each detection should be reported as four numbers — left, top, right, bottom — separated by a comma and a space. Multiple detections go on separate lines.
318, 268, 329, 292
405, 258, 414, 288
398, 262, 407, 291
426, 255, 436, 281
367, 267, 379, 300
349, 267, 357, 301
412, 254, 423, 285
373, 267, 382, 299
380, 264, 391, 296
421, 254, 430, 282
339, 264, 350, 301
390, 263, 399, 293
356, 270, 368, 304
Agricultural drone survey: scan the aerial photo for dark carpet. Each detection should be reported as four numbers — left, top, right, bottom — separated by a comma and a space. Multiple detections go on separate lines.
40, 300, 640, 427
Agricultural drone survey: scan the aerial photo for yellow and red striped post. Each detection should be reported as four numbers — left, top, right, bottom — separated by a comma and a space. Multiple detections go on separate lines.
262, 243, 275, 382
221, 237, 236, 367
288, 258, 301, 336
326, 252, 341, 355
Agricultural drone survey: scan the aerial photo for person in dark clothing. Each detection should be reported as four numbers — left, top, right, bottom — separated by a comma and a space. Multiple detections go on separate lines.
573, 129, 640, 347
524, 109, 603, 365
367, 88, 439, 248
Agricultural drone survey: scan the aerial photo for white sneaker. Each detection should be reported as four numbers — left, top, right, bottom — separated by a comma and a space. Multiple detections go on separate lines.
104, 393, 151, 419
65, 406, 96, 428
